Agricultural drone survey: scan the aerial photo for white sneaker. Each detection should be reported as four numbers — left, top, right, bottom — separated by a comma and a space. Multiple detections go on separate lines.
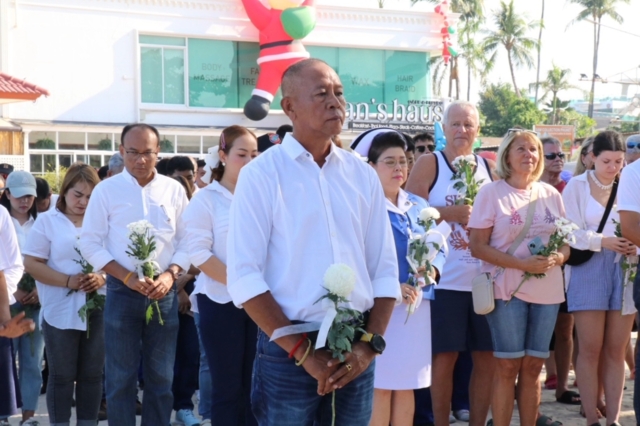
21, 419, 41, 426
454, 409, 470, 422
449, 413, 457, 424
175, 409, 201, 426
200, 420, 211, 426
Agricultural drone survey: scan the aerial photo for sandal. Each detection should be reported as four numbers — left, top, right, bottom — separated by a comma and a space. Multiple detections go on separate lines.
545, 374, 558, 390
556, 390, 581, 405
536, 415, 563, 426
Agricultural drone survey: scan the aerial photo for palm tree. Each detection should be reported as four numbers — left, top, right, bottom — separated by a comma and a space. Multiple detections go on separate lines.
568, 0, 629, 118
459, 19, 494, 100
484, 0, 538, 97
534, 0, 545, 105
536, 65, 582, 124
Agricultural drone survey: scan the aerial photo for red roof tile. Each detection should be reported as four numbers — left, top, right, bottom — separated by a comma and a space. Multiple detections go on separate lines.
0, 73, 49, 101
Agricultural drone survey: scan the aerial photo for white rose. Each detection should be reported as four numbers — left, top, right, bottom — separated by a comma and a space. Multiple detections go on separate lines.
464, 154, 476, 165
419, 207, 441, 223
452, 156, 463, 167
323, 263, 357, 298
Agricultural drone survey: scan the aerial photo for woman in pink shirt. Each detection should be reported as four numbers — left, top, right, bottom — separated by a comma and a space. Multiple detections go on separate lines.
469, 130, 570, 426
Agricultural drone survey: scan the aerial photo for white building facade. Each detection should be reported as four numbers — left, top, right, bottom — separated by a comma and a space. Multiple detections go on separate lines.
0, 0, 452, 174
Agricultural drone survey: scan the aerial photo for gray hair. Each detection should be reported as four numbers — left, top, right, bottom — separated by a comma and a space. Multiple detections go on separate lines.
443, 100, 479, 125
108, 152, 124, 172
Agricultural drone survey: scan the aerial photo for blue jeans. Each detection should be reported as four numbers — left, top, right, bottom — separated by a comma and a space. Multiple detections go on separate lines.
172, 310, 199, 411
252, 330, 375, 426
11, 303, 44, 412
194, 312, 212, 420
632, 264, 640, 425
104, 275, 179, 426
197, 295, 257, 426
486, 298, 559, 359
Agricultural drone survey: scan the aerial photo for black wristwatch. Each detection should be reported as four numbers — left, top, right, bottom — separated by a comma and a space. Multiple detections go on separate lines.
360, 333, 386, 355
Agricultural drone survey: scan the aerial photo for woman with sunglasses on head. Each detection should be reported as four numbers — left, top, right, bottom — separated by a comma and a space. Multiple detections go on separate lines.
0, 171, 43, 426
351, 129, 447, 426
563, 131, 636, 426
182, 125, 259, 426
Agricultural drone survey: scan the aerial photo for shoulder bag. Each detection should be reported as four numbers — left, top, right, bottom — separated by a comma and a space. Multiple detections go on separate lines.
566, 177, 618, 266
472, 184, 539, 315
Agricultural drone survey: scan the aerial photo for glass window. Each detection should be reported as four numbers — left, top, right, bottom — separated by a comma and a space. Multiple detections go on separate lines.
188, 39, 237, 108
339, 48, 385, 107
30, 131, 56, 150
159, 135, 175, 154
237, 42, 282, 110
177, 135, 201, 154
88, 133, 114, 151
164, 49, 185, 104
76, 154, 88, 164
141, 47, 163, 103
384, 50, 428, 105
59, 132, 85, 150
44, 155, 56, 172
203, 136, 219, 152
30, 154, 43, 173
307, 46, 339, 70
59, 154, 73, 169
89, 155, 102, 168
139, 35, 186, 46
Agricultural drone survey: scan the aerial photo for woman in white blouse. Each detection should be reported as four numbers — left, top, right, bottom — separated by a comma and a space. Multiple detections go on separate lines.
182, 125, 259, 426
563, 131, 637, 426
23, 163, 106, 426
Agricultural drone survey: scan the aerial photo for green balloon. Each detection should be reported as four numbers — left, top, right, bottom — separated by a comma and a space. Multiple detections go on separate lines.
281, 6, 316, 40
448, 46, 458, 57
448, 26, 456, 34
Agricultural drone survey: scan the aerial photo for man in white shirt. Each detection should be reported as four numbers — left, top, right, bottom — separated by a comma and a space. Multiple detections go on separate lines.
618, 158, 640, 425
226, 59, 400, 425
80, 123, 189, 426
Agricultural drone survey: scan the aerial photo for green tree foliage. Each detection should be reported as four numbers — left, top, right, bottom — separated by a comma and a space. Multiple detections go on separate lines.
555, 108, 597, 138
567, 0, 629, 118
537, 65, 582, 124
478, 83, 547, 136
484, 0, 538, 97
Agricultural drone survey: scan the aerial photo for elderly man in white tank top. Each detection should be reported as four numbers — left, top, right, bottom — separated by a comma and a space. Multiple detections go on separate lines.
406, 101, 495, 426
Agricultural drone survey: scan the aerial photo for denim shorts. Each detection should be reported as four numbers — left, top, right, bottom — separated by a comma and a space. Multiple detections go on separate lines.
485, 298, 560, 359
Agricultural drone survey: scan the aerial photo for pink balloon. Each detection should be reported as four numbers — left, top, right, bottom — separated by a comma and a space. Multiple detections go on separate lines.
434, 4, 441, 13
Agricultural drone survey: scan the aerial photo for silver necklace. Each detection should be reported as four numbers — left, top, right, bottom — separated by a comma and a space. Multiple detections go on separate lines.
589, 170, 614, 190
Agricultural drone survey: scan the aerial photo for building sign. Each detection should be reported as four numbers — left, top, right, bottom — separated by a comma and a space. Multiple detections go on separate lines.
347, 99, 444, 132
533, 125, 575, 152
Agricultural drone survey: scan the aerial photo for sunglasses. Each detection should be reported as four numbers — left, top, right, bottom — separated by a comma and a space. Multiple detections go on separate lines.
627, 142, 640, 151
507, 128, 538, 136
416, 145, 436, 153
544, 153, 566, 160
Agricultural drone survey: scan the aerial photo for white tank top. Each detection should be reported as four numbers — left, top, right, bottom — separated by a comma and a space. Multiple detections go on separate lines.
428, 151, 493, 292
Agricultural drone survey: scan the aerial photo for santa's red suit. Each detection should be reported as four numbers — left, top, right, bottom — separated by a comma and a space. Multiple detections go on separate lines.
241, 0, 315, 121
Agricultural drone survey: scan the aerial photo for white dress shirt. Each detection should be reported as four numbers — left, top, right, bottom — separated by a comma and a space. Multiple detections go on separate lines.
79, 168, 190, 275
182, 181, 233, 309
619, 160, 640, 214
0, 206, 23, 304
11, 215, 34, 252
227, 134, 401, 322
23, 209, 106, 330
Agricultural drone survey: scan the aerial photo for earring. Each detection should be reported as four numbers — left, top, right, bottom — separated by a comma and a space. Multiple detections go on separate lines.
222, 162, 226, 166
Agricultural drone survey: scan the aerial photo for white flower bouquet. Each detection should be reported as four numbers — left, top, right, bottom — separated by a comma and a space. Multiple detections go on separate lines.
70, 241, 105, 338
508, 218, 578, 304
314, 263, 365, 426
405, 207, 444, 323
125, 220, 163, 325
451, 155, 484, 206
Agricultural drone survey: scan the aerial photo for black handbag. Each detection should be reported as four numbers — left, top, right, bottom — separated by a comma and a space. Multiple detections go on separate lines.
566, 177, 618, 266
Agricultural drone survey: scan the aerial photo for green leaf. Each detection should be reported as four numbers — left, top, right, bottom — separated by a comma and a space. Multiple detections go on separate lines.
146, 304, 153, 324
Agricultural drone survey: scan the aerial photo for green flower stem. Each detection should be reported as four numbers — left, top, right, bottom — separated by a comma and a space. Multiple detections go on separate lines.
332, 390, 336, 426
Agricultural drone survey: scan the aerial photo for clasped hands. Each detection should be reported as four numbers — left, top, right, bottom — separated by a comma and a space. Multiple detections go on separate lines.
124, 271, 175, 299
297, 341, 376, 396
67, 273, 106, 293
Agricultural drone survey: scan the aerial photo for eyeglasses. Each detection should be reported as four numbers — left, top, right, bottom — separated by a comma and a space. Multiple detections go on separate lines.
507, 128, 538, 136
124, 150, 158, 161
380, 159, 409, 169
416, 145, 435, 153
627, 142, 640, 151
544, 152, 566, 160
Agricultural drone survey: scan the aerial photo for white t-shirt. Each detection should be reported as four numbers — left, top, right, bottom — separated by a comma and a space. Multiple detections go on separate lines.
0, 206, 23, 303
23, 209, 105, 330
619, 161, 640, 214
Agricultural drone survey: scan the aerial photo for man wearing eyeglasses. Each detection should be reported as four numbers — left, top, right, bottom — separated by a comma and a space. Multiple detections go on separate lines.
80, 123, 190, 426
413, 133, 436, 160
625, 134, 640, 164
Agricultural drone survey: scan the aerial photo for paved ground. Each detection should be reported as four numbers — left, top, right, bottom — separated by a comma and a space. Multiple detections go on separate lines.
8, 360, 638, 425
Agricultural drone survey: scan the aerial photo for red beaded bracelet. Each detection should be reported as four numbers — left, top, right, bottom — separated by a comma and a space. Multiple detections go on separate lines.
288, 333, 308, 359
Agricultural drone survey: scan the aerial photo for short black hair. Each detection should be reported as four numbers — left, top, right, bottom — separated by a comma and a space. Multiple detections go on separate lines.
35, 177, 51, 200
405, 138, 415, 153
197, 159, 206, 169
276, 124, 293, 141
121, 123, 161, 146
592, 130, 624, 156
368, 132, 407, 164
97, 165, 109, 180
413, 133, 435, 144
167, 156, 195, 175
155, 157, 171, 176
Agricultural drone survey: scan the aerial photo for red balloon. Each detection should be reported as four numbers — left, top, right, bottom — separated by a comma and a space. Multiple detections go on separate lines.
440, 27, 449, 35
435, 5, 441, 13
444, 20, 449, 26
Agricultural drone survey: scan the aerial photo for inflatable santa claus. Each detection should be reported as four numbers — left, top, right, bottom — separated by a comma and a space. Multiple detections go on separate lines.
241, 0, 316, 121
